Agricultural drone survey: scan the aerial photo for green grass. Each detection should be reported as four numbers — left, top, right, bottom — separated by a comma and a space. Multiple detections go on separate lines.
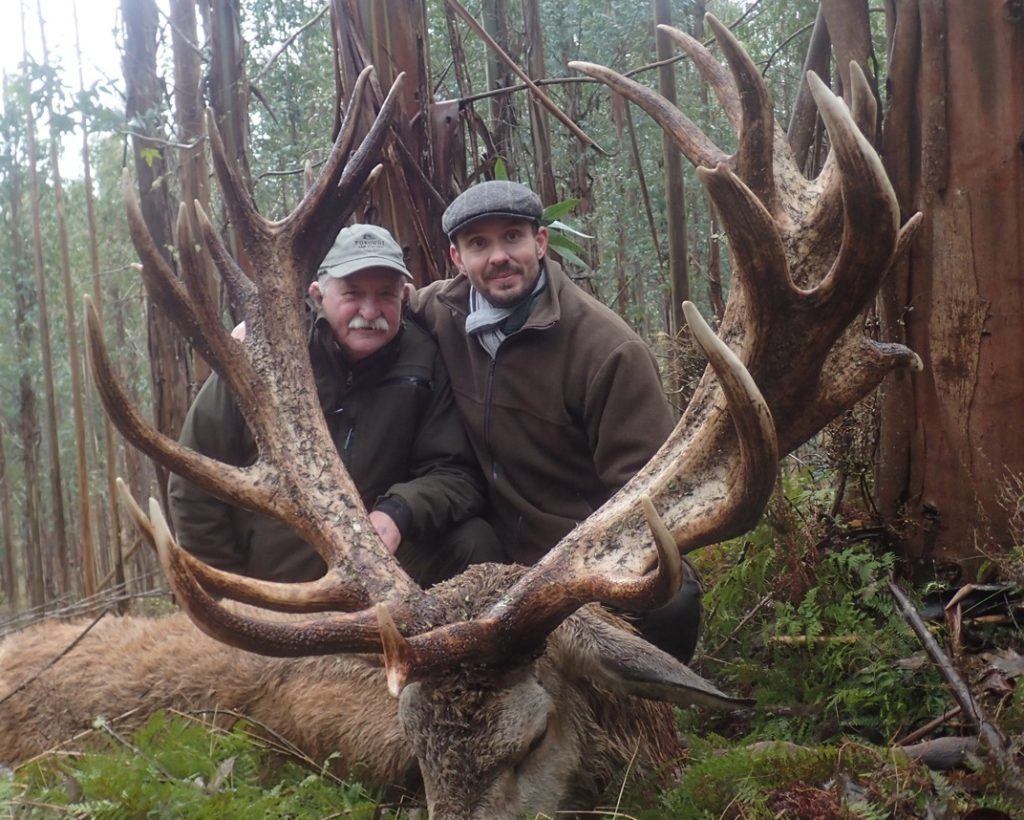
2, 711, 404, 818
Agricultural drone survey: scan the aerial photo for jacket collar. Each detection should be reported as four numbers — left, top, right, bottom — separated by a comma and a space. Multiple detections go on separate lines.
436, 257, 568, 333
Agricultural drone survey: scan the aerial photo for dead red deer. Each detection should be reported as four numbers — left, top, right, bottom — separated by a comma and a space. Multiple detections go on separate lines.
0, 18, 920, 818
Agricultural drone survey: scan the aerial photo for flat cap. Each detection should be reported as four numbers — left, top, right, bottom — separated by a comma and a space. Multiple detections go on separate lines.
442, 180, 543, 239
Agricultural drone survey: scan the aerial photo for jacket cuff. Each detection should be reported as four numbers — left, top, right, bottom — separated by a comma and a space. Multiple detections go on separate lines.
372, 495, 414, 538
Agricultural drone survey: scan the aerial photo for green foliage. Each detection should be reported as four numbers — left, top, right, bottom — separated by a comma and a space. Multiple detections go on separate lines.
639, 462, 1024, 817
691, 474, 948, 746
661, 741, 871, 817
5, 712, 396, 818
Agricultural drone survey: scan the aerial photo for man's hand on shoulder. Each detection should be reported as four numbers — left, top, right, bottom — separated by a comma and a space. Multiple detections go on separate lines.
369, 510, 401, 554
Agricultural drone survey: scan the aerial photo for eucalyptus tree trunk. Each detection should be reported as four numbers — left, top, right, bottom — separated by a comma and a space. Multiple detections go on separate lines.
121, 0, 192, 501
654, 0, 688, 336
37, 0, 96, 597
330, 0, 449, 283
20, 3, 69, 599
201, 0, 253, 294
74, 0, 123, 592
482, 0, 516, 164
170, 0, 217, 382
523, 0, 556, 205
562, 75, 597, 285
787, 4, 831, 172
1, 102, 45, 609
878, 0, 1024, 573
15, 304, 45, 611
0, 425, 17, 610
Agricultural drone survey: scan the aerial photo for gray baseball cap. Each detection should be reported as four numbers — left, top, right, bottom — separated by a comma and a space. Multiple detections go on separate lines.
442, 180, 543, 239
318, 224, 413, 280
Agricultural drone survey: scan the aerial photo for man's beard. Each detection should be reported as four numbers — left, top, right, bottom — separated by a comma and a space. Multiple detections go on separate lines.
348, 316, 390, 331
484, 264, 531, 307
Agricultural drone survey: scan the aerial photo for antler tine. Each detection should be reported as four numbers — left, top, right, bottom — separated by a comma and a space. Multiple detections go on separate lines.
174, 202, 248, 376
658, 301, 778, 548
121, 172, 212, 360
696, 163, 801, 312
656, 24, 740, 131
123, 476, 359, 615
848, 61, 877, 138
704, 14, 776, 210
193, 198, 257, 320
288, 71, 406, 276
805, 71, 900, 317
798, 64, 875, 280
204, 107, 272, 267
160, 538, 374, 613
147, 498, 388, 655
283, 65, 373, 246
116, 476, 154, 545
85, 296, 277, 512
377, 605, 414, 697
336, 64, 376, 158
567, 61, 726, 169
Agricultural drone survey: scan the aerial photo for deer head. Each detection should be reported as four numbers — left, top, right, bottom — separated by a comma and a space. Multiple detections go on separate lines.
84, 17, 921, 818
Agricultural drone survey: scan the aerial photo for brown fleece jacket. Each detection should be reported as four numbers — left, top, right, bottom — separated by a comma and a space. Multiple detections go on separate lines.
168, 318, 485, 582
410, 259, 674, 564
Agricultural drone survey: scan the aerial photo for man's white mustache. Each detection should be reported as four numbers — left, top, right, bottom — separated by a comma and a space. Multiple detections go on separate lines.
348, 316, 390, 332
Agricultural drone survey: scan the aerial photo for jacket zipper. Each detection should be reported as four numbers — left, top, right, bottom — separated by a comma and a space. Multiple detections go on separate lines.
484, 355, 498, 482
343, 423, 355, 467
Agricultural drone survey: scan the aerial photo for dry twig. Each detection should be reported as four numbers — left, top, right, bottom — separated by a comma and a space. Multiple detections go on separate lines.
888, 580, 1021, 782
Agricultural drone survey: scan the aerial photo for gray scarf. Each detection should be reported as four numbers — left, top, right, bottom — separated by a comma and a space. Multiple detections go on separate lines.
465, 268, 547, 358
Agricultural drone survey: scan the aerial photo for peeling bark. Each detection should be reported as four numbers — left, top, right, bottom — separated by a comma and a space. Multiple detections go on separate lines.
879, 0, 1024, 572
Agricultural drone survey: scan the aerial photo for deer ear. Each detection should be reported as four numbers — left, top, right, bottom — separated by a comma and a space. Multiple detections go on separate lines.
559, 608, 753, 711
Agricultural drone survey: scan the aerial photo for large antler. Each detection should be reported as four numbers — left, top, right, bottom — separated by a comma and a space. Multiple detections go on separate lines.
370, 17, 921, 670
107, 20, 922, 684
87, 67, 424, 610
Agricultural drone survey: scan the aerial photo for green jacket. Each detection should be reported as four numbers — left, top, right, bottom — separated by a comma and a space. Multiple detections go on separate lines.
168, 316, 486, 582
410, 260, 674, 565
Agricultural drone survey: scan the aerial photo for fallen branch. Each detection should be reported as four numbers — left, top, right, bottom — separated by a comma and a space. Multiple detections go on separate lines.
444, 0, 609, 155
888, 581, 1019, 780
896, 706, 962, 747
706, 592, 773, 658
899, 736, 979, 771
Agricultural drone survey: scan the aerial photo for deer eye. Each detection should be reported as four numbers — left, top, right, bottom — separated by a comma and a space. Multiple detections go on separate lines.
526, 726, 548, 754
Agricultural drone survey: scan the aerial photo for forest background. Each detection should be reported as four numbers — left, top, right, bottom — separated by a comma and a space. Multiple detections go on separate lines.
0, 0, 848, 612
1, 0, 1023, 815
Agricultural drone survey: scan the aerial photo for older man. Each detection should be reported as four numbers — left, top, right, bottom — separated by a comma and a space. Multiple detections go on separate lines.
410, 180, 702, 662
170, 224, 501, 587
